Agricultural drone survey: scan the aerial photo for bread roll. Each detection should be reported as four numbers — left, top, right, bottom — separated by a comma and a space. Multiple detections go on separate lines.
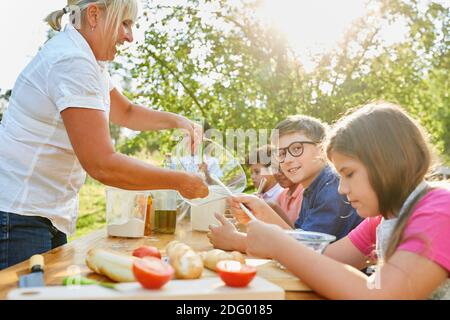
165, 241, 203, 279
199, 249, 245, 271
85, 248, 137, 282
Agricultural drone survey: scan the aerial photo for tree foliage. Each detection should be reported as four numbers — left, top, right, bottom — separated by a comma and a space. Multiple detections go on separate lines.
114, 0, 449, 163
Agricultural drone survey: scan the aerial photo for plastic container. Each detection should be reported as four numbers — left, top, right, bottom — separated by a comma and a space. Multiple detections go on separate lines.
190, 191, 227, 232
106, 187, 149, 238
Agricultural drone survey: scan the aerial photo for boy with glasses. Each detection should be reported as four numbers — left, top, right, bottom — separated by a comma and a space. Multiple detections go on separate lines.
271, 115, 362, 237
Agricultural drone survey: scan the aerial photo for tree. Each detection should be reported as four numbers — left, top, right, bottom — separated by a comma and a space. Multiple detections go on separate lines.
317, 0, 449, 161
116, 0, 311, 155
112, 0, 448, 163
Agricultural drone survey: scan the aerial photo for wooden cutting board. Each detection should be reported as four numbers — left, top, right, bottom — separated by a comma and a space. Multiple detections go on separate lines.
7, 276, 284, 300
247, 259, 312, 292
198, 259, 311, 292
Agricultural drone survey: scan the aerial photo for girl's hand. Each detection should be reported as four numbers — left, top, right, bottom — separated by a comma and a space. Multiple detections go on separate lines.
207, 213, 246, 252
246, 220, 286, 259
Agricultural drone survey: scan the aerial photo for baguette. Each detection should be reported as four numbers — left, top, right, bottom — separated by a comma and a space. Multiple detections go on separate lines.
85, 248, 137, 282
165, 241, 203, 279
199, 249, 245, 271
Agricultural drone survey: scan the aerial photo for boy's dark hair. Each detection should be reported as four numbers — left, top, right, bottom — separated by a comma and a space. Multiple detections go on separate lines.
275, 115, 328, 142
245, 144, 273, 167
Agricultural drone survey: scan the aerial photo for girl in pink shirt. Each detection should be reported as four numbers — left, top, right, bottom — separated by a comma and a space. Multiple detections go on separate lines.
238, 101, 450, 299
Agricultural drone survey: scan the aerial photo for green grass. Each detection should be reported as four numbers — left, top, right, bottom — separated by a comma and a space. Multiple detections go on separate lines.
69, 178, 106, 242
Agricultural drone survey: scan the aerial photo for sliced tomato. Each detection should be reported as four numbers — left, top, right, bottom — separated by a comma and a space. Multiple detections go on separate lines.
216, 260, 257, 287
132, 246, 162, 259
133, 257, 174, 289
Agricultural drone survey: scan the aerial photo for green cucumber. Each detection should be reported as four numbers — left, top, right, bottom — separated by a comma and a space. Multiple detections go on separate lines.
62, 275, 117, 289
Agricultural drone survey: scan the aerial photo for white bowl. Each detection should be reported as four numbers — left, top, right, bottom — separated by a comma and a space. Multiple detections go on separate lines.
285, 229, 336, 253
276, 230, 336, 270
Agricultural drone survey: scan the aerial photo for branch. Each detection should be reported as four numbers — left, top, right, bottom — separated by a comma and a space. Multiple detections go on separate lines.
331, 26, 381, 97
146, 49, 208, 119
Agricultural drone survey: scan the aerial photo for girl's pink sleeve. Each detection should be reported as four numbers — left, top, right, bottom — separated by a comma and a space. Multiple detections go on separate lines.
347, 216, 381, 256
397, 189, 450, 273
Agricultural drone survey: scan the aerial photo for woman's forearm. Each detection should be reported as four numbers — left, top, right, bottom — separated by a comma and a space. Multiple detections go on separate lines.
91, 151, 190, 191
122, 104, 184, 132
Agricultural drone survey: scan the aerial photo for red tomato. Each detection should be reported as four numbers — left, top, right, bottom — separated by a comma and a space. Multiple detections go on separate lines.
216, 260, 257, 287
132, 246, 162, 259
133, 257, 174, 289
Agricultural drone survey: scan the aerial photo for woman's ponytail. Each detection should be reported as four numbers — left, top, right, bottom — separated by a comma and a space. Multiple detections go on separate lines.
44, 7, 68, 31
44, 1, 138, 36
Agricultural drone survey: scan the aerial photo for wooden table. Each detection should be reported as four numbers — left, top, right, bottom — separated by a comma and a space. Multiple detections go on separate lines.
0, 220, 323, 300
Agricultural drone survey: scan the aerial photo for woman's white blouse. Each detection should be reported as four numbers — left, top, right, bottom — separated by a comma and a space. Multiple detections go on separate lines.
0, 24, 114, 235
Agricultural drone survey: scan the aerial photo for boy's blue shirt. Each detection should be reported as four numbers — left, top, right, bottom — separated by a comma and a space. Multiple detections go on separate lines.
294, 164, 363, 240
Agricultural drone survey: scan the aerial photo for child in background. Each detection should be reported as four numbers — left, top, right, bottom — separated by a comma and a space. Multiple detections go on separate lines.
239, 102, 450, 299
246, 144, 283, 203
272, 169, 304, 226
162, 153, 177, 170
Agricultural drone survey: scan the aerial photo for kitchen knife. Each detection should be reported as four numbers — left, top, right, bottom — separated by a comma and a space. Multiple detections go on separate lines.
18, 255, 45, 288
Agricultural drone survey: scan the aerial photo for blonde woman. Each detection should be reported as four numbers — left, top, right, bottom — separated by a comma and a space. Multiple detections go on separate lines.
0, 0, 208, 270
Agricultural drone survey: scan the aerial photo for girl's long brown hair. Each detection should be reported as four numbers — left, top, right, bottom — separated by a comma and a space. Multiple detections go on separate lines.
326, 101, 435, 260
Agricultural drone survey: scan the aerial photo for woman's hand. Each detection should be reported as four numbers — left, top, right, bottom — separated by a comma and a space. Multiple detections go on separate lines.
207, 213, 247, 252
177, 172, 209, 199
228, 194, 292, 228
246, 220, 287, 259
176, 116, 203, 154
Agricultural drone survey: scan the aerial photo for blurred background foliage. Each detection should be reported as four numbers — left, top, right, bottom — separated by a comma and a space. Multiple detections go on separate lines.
107, 0, 449, 165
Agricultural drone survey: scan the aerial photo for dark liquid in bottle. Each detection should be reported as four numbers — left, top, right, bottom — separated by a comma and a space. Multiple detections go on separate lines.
154, 210, 177, 234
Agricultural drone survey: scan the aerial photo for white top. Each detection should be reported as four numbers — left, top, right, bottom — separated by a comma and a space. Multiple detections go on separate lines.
0, 24, 114, 235
261, 183, 284, 203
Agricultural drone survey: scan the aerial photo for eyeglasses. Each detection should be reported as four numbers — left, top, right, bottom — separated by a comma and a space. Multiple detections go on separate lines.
274, 141, 317, 163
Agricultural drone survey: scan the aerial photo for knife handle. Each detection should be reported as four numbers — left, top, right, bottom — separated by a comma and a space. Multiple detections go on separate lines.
29, 255, 44, 272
